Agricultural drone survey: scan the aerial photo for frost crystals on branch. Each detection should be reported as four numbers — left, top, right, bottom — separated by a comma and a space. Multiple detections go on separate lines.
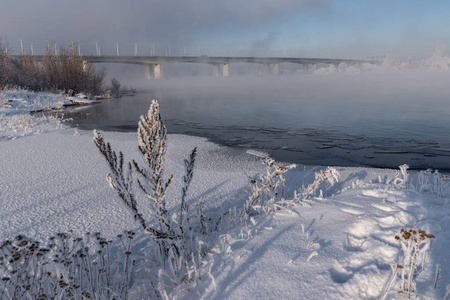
301, 167, 340, 199
393, 164, 409, 189
94, 99, 204, 296
244, 157, 296, 217
132, 100, 176, 240
381, 228, 435, 299
93, 100, 196, 242
93, 129, 146, 230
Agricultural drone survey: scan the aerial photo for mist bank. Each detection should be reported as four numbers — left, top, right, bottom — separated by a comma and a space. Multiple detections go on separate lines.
57, 67, 450, 170
106, 46, 450, 100
140, 68, 450, 98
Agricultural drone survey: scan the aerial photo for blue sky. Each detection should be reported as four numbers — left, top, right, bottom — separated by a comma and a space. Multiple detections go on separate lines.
1, 0, 449, 58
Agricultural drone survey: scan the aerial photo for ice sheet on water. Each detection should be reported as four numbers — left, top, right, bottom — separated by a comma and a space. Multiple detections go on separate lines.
246, 149, 269, 158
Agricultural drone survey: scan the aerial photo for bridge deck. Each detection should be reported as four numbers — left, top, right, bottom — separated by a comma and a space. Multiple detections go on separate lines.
10, 55, 378, 65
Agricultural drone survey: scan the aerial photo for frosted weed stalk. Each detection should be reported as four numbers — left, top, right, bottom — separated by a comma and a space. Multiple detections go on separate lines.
300, 167, 340, 200
94, 99, 205, 296
244, 157, 296, 218
381, 228, 435, 299
415, 169, 450, 198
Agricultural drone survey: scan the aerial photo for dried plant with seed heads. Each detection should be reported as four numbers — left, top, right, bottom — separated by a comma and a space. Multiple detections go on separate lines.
381, 228, 435, 299
0, 232, 136, 299
94, 99, 204, 295
244, 157, 296, 218
301, 167, 340, 199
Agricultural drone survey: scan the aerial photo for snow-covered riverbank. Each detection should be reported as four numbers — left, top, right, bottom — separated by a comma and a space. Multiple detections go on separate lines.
0, 89, 100, 141
1, 90, 450, 299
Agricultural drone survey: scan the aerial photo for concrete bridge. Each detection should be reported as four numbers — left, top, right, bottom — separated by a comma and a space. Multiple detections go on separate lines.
84, 55, 378, 79
13, 54, 379, 79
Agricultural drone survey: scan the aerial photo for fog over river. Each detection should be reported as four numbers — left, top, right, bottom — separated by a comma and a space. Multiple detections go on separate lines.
57, 71, 450, 170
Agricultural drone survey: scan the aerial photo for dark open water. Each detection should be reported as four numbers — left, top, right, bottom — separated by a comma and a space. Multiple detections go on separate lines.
52, 75, 450, 170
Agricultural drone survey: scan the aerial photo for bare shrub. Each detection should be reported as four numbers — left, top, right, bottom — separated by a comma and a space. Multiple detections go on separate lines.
12, 55, 46, 91
109, 78, 121, 97
41, 43, 104, 95
4, 42, 106, 95
55, 44, 88, 93
0, 39, 11, 89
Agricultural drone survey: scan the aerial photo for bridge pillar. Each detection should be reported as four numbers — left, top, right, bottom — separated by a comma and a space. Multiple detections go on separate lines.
273, 63, 279, 75
223, 64, 229, 77
82, 60, 88, 72
144, 64, 154, 79
144, 64, 162, 79
154, 64, 162, 79
212, 64, 220, 77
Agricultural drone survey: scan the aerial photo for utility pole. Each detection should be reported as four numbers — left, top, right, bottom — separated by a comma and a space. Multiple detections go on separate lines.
20, 39, 23, 55
70, 41, 77, 55
116, 42, 119, 56
30, 43, 33, 56
134, 43, 138, 56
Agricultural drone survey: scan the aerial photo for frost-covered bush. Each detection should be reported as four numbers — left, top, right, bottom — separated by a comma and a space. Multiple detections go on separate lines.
388, 164, 450, 198
412, 168, 450, 198
244, 157, 296, 217
0, 232, 136, 300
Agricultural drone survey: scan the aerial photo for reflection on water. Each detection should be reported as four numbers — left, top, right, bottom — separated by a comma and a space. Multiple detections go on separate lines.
50, 77, 450, 170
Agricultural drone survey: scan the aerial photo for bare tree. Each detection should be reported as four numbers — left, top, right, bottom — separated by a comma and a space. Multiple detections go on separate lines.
110, 77, 121, 97
0, 39, 11, 89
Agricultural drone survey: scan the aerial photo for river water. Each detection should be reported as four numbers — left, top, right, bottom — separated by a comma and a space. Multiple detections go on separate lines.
55, 73, 450, 170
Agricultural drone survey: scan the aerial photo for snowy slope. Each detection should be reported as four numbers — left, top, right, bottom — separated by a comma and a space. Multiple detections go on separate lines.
0, 89, 69, 140
1, 90, 449, 299
1, 128, 449, 299
189, 167, 450, 299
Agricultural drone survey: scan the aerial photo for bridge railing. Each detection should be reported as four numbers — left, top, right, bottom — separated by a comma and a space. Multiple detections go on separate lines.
3, 40, 377, 61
